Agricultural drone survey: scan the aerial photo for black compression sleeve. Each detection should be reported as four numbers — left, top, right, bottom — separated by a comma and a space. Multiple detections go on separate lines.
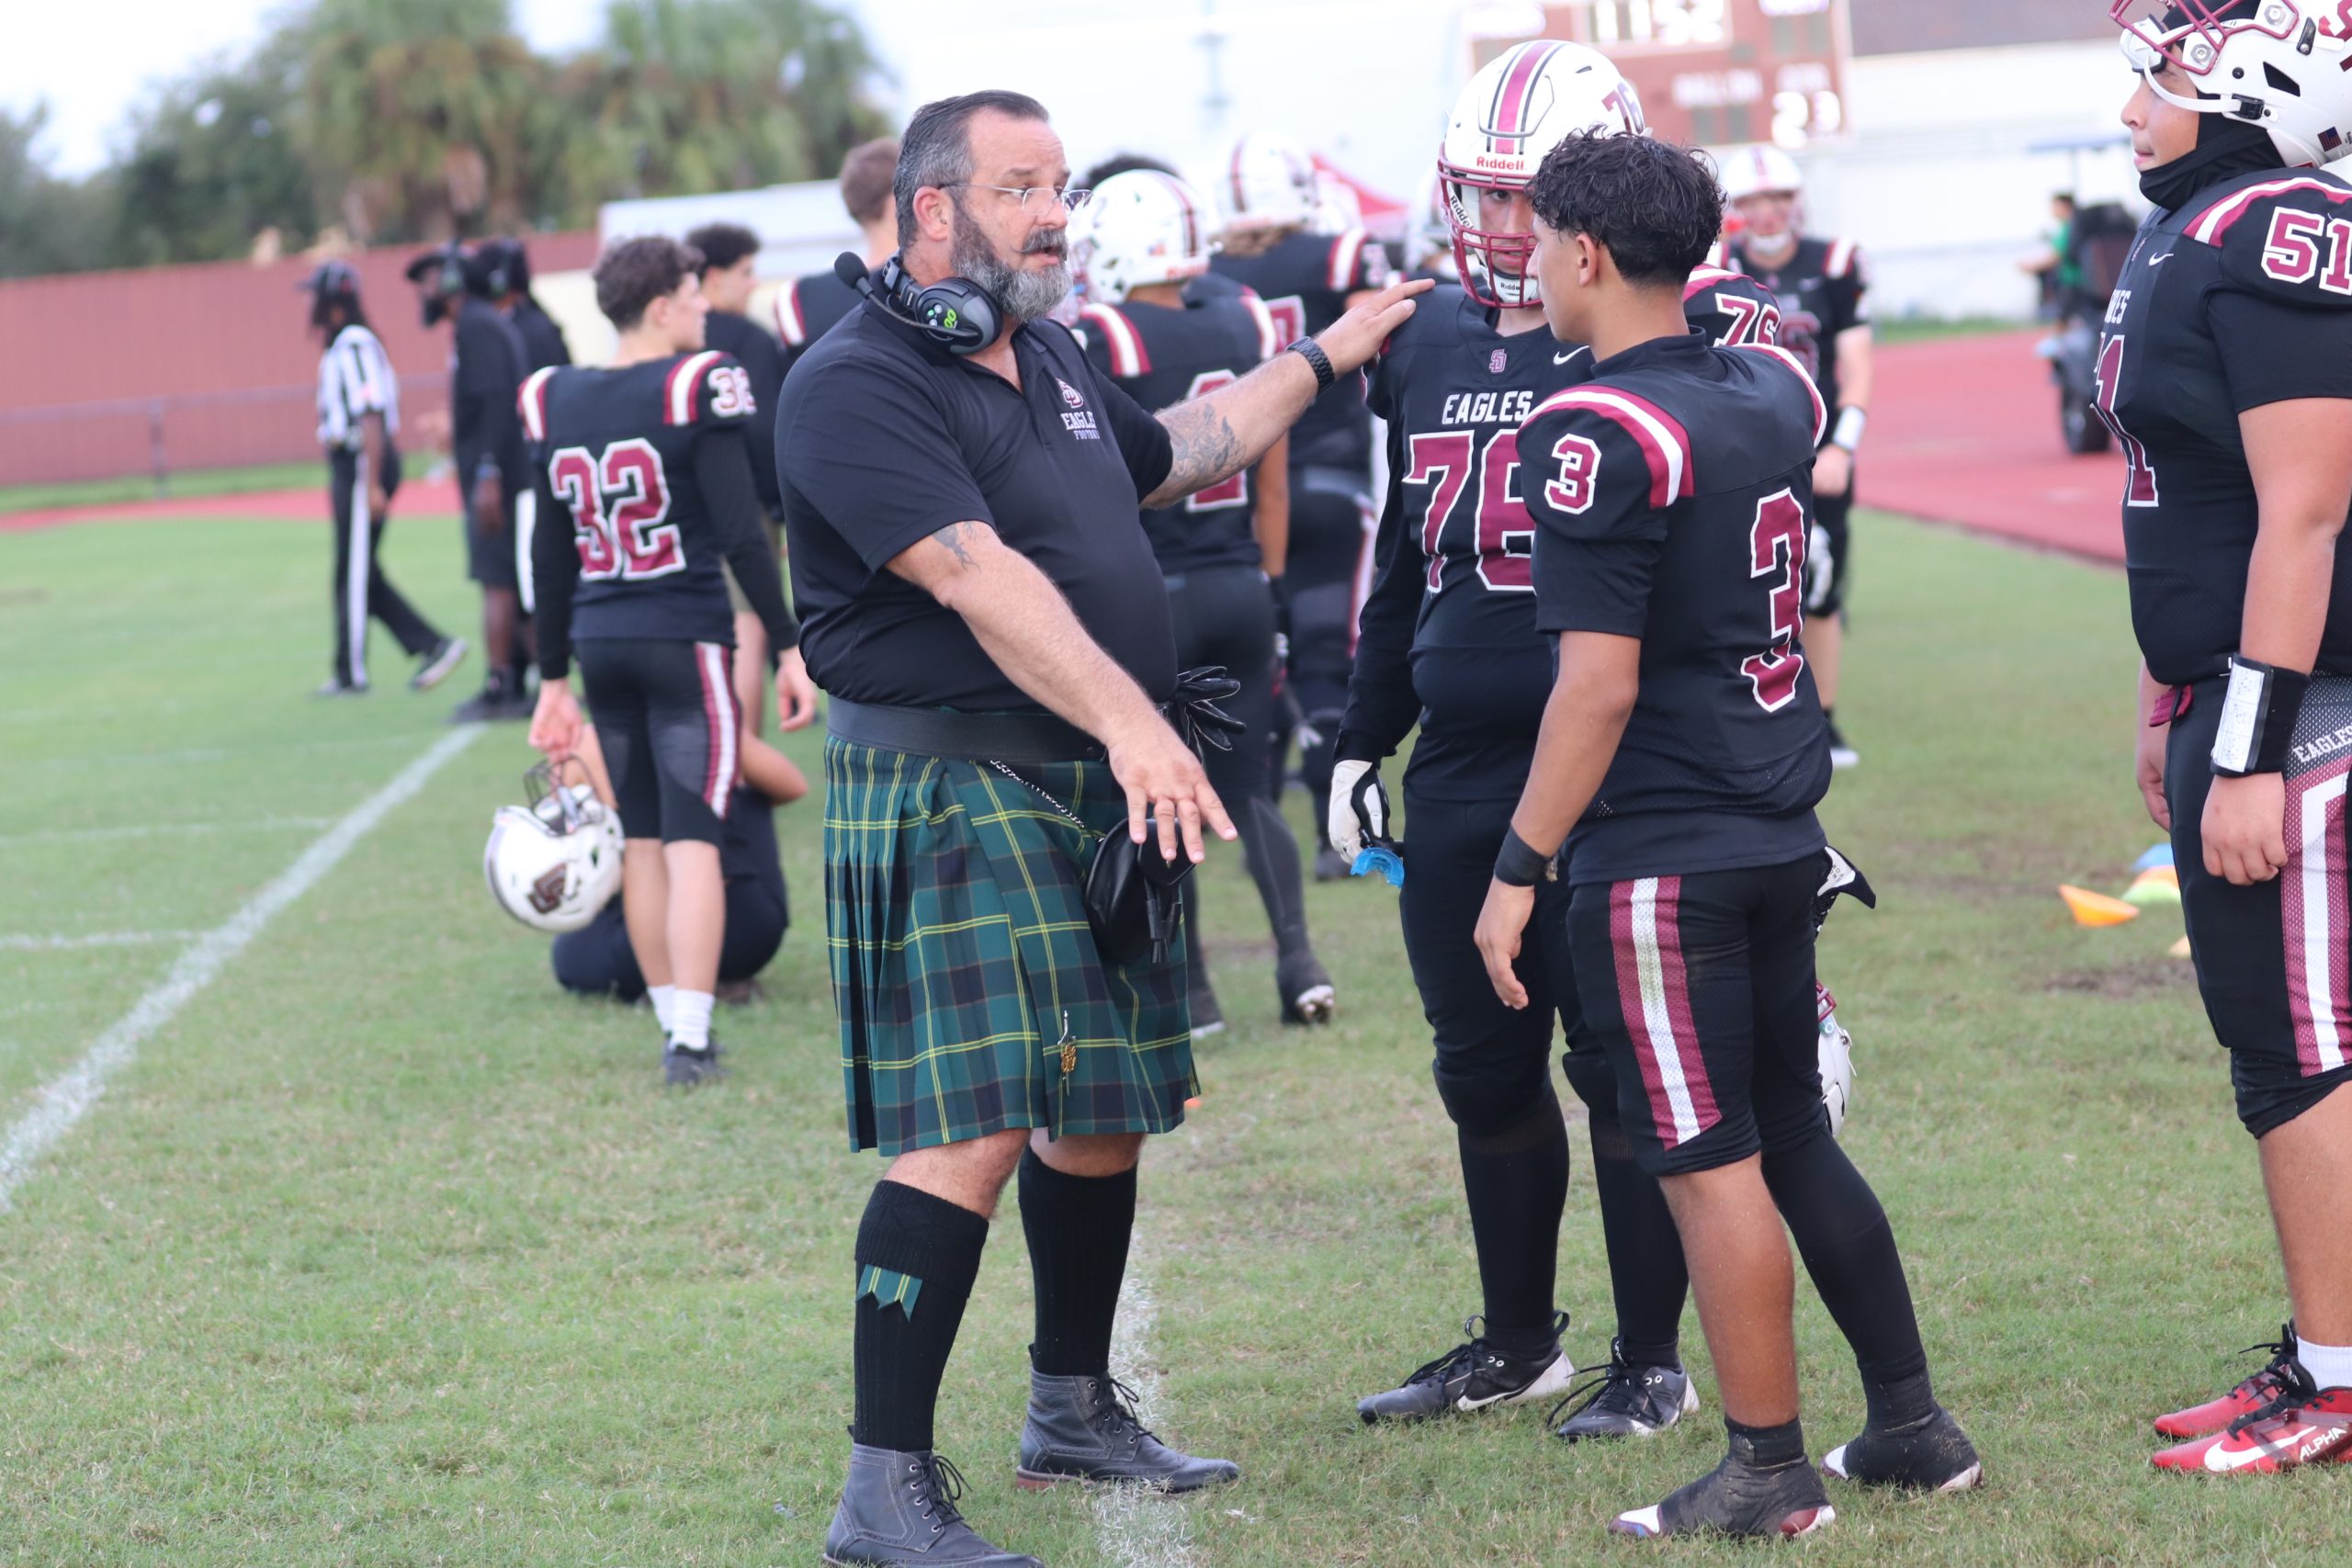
1336, 446, 1425, 761
695, 425, 799, 656
532, 462, 581, 682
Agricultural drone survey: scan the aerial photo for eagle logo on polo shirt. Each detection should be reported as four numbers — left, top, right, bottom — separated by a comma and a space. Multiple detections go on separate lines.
1054, 377, 1102, 440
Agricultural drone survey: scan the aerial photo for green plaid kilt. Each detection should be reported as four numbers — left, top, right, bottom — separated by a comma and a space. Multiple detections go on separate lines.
823, 737, 1197, 1155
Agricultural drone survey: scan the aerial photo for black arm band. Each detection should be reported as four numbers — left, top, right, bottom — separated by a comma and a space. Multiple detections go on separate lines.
1493, 828, 1557, 887
2211, 655, 2311, 776
1286, 337, 1336, 395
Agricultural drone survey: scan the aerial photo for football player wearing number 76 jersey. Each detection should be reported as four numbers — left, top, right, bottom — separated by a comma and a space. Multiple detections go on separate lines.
1473, 132, 1980, 1540
525, 235, 807, 1087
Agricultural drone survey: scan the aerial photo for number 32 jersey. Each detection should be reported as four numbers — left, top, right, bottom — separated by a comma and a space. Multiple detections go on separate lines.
522, 349, 757, 645
1523, 333, 1833, 883
1340, 269, 1786, 802
2098, 167, 2352, 687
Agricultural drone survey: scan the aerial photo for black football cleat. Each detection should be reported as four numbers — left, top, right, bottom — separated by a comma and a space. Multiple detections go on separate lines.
1357, 1314, 1575, 1424
1188, 970, 1227, 1040
1612, 1434, 1836, 1540
410, 635, 468, 692
1313, 844, 1352, 883
1552, 1339, 1701, 1441
1826, 718, 1859, 771
1822, 1405, 1983, 1493
1276, 950, 1336, 1025
662, 1039, 724, 1087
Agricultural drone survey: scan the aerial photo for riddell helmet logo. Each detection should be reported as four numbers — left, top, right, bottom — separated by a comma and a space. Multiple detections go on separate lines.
1473, 154, 1528, 171
528, 866, 567, 914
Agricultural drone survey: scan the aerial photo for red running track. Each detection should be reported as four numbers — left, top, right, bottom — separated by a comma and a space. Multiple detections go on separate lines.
1863, 328, 2126, 565
9, 332, 2120, 563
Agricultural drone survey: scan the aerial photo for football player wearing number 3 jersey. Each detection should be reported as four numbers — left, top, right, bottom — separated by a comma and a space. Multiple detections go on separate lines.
526, 236, 806, 1087
1341, 40, 1840, 1443
2106, 0, 2352, 1477
1473, 132, 1980, 1539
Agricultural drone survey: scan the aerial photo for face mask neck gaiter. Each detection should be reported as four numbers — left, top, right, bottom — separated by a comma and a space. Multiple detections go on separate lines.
2139, 106, 2284, 213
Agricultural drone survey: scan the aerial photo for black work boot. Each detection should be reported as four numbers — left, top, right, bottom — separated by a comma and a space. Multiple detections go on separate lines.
1013, 1360, 1240, 1494
823, 1445, 1040, 1567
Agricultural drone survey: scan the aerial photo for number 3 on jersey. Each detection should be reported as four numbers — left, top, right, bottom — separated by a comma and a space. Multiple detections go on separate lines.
1405, 428, 1532, 592
1741, 491, 1808, 712
549, 439, 682, 581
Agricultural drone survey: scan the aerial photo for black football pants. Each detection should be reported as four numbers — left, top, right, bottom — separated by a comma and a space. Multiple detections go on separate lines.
327, 446, 439, 687
1165, 566, 1313, 968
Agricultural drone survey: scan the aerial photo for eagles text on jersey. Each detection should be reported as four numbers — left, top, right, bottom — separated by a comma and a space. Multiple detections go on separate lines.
1339, 270, 1785, 803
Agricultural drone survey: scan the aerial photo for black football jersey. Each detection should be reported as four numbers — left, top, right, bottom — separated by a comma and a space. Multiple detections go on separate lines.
1724, 234, 1868, 419
775, 269, 863, 380
1210, 227, 1392, 471
1075, 290, 1278, 574
522, 350, 759, 645
1340, 270, 1785, 802
2099, 168, 2352, 687
1523, 332, 1833, 882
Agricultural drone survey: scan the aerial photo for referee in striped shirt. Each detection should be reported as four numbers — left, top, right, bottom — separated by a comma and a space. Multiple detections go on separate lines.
306, 262, 465, 697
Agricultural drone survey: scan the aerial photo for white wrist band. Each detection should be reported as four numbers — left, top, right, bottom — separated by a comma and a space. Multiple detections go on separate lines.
1832, 407, 1867, 452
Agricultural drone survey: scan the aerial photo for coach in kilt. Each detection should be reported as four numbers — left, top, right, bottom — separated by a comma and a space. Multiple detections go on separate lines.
778, 90, 1426, 1567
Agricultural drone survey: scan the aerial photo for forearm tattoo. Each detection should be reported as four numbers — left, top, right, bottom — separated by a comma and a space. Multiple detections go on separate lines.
1154, 396, 1246, 502
929, 520, 980, 568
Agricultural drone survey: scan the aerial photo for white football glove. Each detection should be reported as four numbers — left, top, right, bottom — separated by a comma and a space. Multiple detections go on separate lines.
1327, 758, 1389, 865
1815, 982, 1854, 1138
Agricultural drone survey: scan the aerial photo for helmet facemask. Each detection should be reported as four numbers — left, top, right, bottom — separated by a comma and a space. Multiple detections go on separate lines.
1444, 170, 1541, 310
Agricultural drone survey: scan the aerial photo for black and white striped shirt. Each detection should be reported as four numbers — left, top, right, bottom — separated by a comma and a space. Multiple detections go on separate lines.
316, 323, 400, 449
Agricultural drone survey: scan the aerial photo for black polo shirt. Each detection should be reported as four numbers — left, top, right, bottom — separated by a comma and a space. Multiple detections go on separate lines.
776, 277, 1179, 710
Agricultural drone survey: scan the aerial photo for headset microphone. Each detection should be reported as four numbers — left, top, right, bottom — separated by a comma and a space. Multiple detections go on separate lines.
837, 251, 1002, 356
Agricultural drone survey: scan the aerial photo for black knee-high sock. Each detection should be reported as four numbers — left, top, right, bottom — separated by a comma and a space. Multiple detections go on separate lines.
852, 1179, 989, 1452
1459, 1091, 1570, 1357
1019, 1148, 1136, 1378
1760, 1132, 1931, 1414
1589, 1112, 1690, 1368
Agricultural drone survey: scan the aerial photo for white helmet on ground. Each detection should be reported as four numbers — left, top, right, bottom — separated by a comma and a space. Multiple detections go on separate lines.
1720, 143, 1804, 202
1218, 130, 1319, 231
1074, 170, 1214, 304
2114, 0, 2352, 167
484, 761, 623, 933
1439, 39, 1646, 309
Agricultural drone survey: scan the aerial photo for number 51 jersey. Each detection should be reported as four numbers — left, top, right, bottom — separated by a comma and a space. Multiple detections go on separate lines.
521, 349, 758, 645
1521, 332, 1833, 884
2098, 166, 2352, 689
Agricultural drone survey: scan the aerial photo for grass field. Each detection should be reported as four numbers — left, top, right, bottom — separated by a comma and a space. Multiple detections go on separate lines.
0, 502, 2343, 1567
0, 460, 319, 517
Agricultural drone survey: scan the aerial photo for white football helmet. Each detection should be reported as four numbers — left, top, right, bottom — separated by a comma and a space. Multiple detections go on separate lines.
1439, 39, 1646, 308
1073, 170, 1214, 304
484, 761, 624, 933
2115, 0, 2352, 168
1218, 130, 1318, 231
1311, 169, 1364, 236
1720, 143, 1804, 202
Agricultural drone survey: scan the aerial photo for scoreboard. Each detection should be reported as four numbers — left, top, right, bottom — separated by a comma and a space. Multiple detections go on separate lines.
1472, 0, 1854, 150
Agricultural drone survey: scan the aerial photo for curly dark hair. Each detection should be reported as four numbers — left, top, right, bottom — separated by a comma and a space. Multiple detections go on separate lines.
1526, 132, 1723, 288
594, 235, 705, 330
685, 222, 762, 276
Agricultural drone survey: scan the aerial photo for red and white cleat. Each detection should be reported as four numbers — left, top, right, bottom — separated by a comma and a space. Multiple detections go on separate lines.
2151, 1367, 2352, 1473
2153, 1324, 2297, 1439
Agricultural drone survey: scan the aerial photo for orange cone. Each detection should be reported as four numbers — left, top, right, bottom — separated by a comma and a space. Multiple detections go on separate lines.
2060, 884, 2141, 927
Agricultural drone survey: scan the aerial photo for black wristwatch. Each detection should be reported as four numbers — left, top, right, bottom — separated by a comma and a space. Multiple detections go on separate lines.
1286, 337, 1336, 394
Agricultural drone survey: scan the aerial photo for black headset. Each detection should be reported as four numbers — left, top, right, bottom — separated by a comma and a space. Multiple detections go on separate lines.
835, 252, 1003, 355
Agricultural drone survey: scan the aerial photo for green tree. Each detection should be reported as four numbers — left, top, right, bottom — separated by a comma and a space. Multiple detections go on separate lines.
109, 41, 321, 266
294, 0, 552, 243
0, 106, 109, 279
562, 0, 887, 209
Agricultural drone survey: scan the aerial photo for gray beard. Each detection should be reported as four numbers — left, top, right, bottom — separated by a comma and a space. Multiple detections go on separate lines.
951, 205, 1070, 324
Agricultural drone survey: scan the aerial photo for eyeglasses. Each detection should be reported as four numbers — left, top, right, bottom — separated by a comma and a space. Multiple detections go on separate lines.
942, 183, 1092, 215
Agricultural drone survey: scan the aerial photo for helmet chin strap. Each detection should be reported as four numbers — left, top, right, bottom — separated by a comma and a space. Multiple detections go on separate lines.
2136, 62, 2318, 165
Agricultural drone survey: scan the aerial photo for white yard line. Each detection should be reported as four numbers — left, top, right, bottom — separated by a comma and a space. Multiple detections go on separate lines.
0, 931, 201, 952
0, 726, 481, 1211
1089, 1240, 1204, 1568
0, 818, 334, 848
